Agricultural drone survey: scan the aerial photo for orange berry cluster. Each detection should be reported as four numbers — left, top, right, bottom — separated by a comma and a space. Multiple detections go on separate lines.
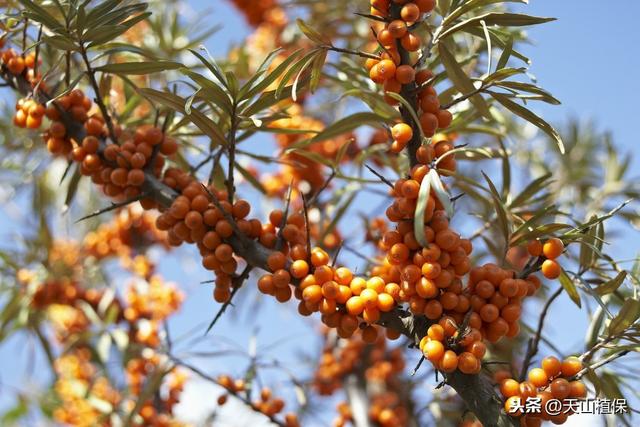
266, 105, 357, 199
527, 237, 565, 279
18, 86, 178, 204
83, 122, 178, 201
217, 375, 301, 427
43, 90, 93, 156
1, 46, 43, 87
155, 178, 260, 302
365, 0, 452, 152
123, 275, 184, 323
13, 97, 45, 128
53, 348, 121, 427
501, 356, 586, 425
229, 0, 279, 26
313, 330, 409, 427
83, 206, 169, 274
125, 352, 188, 426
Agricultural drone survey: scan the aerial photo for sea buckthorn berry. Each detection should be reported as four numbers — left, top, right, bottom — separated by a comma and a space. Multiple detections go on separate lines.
458, 352, 480, 374
389, 243, 409, 263
415, 0, 436, 13
550, 378, 571, 400
400, 2, 421, 23
439, 350, 458, 373
500, 379, 520, 398
560, 356, 583, 378
569, 380, 587, 398
377, 29, 395, 48
541, 259, 561, 279
346, 296, 365, 315
395, 64, 416, 84
377, 293, 395, 312
311, 247, 329, 267
423, 339, 444, 362
391, 123, 413, 145
419, 112, 438, 137
376, 59, 397, 81
541, 356, 562, 378
527, 240, 543, 257
365, 58, 379, 72
302, 285, 323, 304
436, 110, 453, 129
527, 368, 549, 388
427, 324, 444, 341
415, 69, 434, 85
387, 20, 407, 38
290, 260, 309, 279
400, 32, 420, 51
361, 325, 378, 343
267, 252, 287, 272
543, 238, 564, 259
420, 94, 440, 113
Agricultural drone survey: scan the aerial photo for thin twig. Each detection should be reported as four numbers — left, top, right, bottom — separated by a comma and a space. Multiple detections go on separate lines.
75, 192, 148, 223
574, 350, 630, 380
519, 286, 563, 380
321, 45, 382, 60
411, 355, 426, 376
364, 164, 394, 189
307, 170, 336, 207
204, 266, 253, 335
170, 357, 287, 427
79, 45, 119, 144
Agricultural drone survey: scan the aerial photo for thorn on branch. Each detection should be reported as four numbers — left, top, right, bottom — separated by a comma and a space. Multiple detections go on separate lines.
364, 164, 394, 189
75, 192, 148, 223
204, 266, 253, 335
519, 286, 563, 380
307, 170, 336, 207
411, 355, 426, 376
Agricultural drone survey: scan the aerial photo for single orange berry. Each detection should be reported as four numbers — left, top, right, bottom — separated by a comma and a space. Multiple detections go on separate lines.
543, 238, 564, 259
541, 259, 561, 279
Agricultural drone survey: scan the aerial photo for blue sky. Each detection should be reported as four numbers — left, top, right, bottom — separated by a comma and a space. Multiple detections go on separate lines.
1, 1, 639, 425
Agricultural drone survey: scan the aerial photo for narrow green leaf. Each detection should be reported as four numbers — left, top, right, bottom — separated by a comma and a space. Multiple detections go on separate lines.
439, 42, 492, 119
188, 48, 228, 89
596, 271, 627, 296
239, 49, 302, 101
138, 88, 227, 145
439, 12, 556, 40
310, 48, 328, 93
296, 18, 329, 44
95, 60, 182, 75
443, 0, 528, 28
180, 68, 233, 114
309, 112, 385, 144
274, 50, 318, 99
18, 0, 65, 32
579, 216, 598, 271
414, 172, 433, 247
42, 35, 79, 51
490, 91, 564, 153
494, 81, 561, 105
496, 36, 514, 70
608, 298, 640, 335
509, 173, 553, 208
482, 171, 510, 247
430, 170, 454, 219
559, 268, 582, 308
